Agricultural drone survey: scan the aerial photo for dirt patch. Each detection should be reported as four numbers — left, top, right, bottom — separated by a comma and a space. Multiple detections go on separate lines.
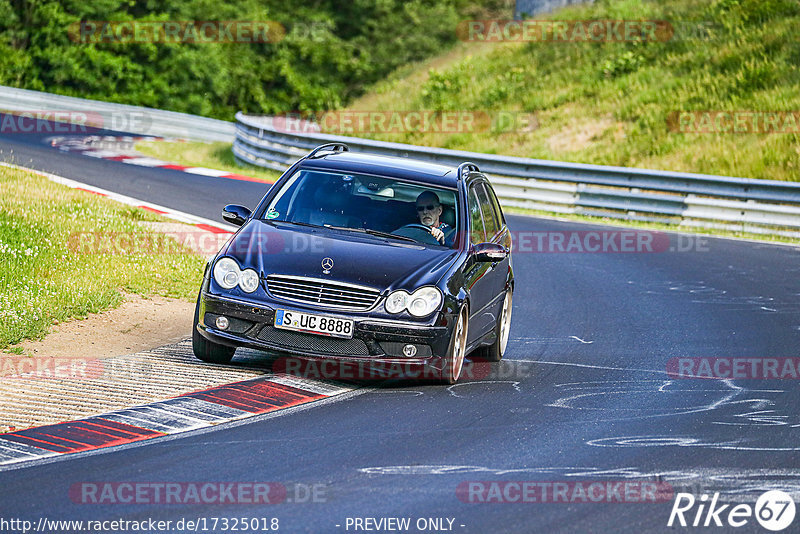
13, 293, 194, 360
547, 116, 618, 154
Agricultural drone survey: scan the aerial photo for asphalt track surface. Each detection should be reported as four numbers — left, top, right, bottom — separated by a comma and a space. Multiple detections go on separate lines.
1, 120, 799, 533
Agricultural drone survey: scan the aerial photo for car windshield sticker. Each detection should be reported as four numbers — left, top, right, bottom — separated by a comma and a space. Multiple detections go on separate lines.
266, 208, 280, 219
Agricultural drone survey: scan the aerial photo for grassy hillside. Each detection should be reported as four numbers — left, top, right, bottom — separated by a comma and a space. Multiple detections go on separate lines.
343, 0, 800, 181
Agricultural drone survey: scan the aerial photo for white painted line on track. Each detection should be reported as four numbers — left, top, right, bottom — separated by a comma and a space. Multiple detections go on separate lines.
120, 157, 170, 167
268, 375, 354, 396
0, 440, 59, 464
82, 150, 124, 158
154, 397, 250, 422
0, 161, 237, 233
184, 167, 232, 177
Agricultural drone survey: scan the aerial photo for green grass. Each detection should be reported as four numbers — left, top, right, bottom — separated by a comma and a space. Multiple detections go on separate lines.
0, 165, 207, 349
344, 0, 800, 182
135, 140, 281, 183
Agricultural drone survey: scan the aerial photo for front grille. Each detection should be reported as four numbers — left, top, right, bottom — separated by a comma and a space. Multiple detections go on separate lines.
256, 325, 369, 356
266, 275, 380, 311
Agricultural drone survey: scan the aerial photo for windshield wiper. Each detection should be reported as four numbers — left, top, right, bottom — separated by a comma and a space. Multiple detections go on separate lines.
325, 225, 418, 243
272, 220, 324, 229
365, 229, 418, 243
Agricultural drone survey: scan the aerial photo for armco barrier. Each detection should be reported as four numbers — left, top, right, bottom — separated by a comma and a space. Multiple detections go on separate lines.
1, 84, 796, 239
234, 112, 800, 238
0, 85, 234, 142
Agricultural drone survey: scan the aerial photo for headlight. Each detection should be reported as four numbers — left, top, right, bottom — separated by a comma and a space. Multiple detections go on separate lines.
385, 287, 442, 317
213, 257, 240, 289
213, 258, 260, 293
407, 287, 443, 317
239, 269, 260, 293
385, 290, 409, 314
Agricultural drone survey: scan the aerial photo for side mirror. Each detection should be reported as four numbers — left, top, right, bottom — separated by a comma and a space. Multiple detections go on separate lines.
222, 204, 251, 226
473, 242, 508, 262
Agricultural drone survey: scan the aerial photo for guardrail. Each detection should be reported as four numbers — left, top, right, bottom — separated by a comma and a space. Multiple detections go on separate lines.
234, 112, 800, 238
0, 85, 234, 142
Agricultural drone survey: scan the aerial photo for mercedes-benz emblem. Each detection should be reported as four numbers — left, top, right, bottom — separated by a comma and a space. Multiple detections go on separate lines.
321, 257, 334, 274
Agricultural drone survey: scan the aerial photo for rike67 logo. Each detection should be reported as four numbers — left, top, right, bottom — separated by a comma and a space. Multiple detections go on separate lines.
668, 490, 796, 531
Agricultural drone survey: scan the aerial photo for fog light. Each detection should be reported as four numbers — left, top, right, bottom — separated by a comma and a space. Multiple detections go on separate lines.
215, 316, 230, 330
403, 344, 417, 357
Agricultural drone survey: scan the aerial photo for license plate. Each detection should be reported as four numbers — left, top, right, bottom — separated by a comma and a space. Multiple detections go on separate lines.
274, 309, 354, 339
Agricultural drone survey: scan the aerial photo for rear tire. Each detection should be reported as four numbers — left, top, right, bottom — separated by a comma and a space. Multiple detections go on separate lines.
476, 289, 512, 362
192, 293, 235, 364
441, 307, 468, 384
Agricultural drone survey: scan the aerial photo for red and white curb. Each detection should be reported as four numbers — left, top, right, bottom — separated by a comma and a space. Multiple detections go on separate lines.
0, 375, 353, 466
0, 165, 359, 467
48, 135, 274, 184
0, 162, 237, 236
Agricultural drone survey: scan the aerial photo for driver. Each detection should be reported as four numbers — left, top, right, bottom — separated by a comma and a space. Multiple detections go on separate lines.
415, 191, 452, 245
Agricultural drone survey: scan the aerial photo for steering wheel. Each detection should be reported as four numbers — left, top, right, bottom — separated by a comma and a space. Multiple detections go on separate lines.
391, 223, 443, 245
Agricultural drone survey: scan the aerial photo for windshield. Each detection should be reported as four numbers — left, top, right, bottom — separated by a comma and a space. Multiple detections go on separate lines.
261, 169, 459, 248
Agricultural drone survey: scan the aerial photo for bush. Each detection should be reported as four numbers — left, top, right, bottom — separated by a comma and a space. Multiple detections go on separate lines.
0, 0, 499, 118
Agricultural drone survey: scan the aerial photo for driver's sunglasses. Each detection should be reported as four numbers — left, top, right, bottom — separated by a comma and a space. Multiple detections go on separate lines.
416, 204, 439, 212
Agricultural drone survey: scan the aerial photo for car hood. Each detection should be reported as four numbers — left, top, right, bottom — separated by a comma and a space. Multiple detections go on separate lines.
220, 220, 460, 292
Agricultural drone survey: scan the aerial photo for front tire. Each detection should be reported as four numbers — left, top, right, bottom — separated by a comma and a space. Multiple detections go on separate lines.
441, 307, 468, 384
476, 289, 512, 362
192, 293, 235, 364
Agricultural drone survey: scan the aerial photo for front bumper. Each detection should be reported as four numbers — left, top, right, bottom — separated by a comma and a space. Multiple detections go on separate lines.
196, 291, 455, 367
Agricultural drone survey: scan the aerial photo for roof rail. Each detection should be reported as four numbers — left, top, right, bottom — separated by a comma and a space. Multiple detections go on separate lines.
457, 162, 479, 180
306, 143, 350, 159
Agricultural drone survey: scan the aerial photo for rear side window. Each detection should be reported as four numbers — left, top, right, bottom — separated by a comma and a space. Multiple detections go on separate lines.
475, 182, 500, 238
468, 186, 485, 243
483, 182, 505, 226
